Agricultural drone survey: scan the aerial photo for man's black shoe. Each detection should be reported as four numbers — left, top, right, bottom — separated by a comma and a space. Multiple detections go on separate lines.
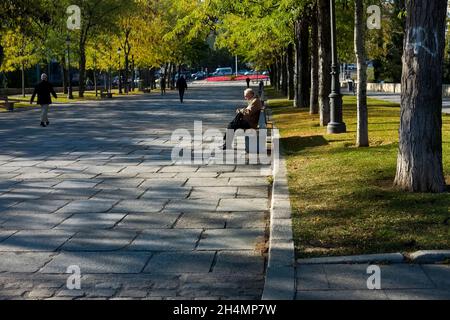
46, 121, 50, 126
40, 122, 46, 127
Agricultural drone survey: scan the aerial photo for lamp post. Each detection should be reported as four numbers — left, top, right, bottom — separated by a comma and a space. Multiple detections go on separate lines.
66, 35, 74, 99
117, 48, 122, 94
327, 0, 346, 134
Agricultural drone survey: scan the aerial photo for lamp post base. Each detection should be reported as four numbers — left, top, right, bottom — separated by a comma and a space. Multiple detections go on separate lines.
327, 121, 346, 134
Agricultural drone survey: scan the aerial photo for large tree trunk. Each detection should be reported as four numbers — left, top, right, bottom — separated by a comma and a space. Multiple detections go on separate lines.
294, 17, 310, 108
269, 64, 275, 86
318, 0, 331, 126
309, 1, 319, 114
394, 0, 447, 193
61, 58, 68, 95
79, 39, 86, 98
21, 63, 25, 97
287, 43, 295, 100
300, 17, 310, 108
355, 0, 368, 147
281, 52, 288, 96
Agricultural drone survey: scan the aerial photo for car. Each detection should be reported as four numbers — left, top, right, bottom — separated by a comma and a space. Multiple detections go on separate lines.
212, 67, 233, 76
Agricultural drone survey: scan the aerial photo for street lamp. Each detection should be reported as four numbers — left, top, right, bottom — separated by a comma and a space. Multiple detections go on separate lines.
327, 0, 346, 134
66, 35, 74, 99
117, 48, 122, 94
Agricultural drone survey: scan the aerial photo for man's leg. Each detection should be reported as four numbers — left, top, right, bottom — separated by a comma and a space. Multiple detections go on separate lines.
223, 119, 250, 149
179, 90, 184, 103
40, 104, 48, 126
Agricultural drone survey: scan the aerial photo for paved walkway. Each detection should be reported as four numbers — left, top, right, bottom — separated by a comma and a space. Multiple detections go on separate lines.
0, 83, 270, 300
296, 263, 450, 300
363, 91, 450, 114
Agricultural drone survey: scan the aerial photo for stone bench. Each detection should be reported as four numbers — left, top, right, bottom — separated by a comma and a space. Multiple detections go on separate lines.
99, 90, 113, 99
0, 97, 21, 112
244, 108, 272, 154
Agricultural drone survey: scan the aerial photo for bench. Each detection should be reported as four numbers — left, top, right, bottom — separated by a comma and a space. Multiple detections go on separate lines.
244, 108, 272, 154
0, 97, 21, 112
99, 89, 113, 99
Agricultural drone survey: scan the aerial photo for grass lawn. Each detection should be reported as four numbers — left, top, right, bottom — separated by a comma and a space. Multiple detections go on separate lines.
0, 89, 146, 112
268, 88, 450, 258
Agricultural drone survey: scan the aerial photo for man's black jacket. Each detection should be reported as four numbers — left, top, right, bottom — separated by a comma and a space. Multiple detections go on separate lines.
30, 81, 57, 105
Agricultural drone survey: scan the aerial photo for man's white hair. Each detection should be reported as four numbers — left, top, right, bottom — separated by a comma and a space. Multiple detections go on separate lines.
244, 88, 255, 97
41, 73, 48, 80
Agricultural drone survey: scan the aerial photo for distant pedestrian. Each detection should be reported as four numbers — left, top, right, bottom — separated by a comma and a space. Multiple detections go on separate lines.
176, 75, 188, 103
258, 80, 265, 106
160, 76, 166, 95
30, 73, 57, 127
246, 77, 251, 88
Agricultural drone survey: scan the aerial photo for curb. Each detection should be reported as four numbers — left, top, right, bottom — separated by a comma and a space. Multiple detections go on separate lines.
296, 251, 450, 265
262, 112, 296, 300
408, 250, 450, 263
297, 253, 405, 265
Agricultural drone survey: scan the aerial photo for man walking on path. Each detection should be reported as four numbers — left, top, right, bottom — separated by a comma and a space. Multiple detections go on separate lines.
160, 76, 166, 95
246, 77, 251, 88
176, 75, 188, 103
30, 73, 57, 127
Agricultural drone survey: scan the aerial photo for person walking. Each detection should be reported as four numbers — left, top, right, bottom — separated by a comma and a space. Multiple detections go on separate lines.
30, 73, 57, 127
176, 75, 188, 103
245, 77, 251, 88
160, 75, 166, 95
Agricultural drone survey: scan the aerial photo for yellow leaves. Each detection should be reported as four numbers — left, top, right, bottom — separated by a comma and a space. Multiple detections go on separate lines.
0, 29, 40, 72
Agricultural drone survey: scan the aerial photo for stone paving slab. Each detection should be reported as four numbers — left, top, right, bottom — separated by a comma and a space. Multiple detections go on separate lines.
128, 229, 202, 251
143, 251, 215, 274
61, 230, 137, 251
40, 252, 152, 273
197, 229, 266, 251
9, 200, 69, 214
0, 230, 73, 252
1, 213, 70, 229
55, 200, 117, 214
217, 198, 269, 212
112, 199, 167, 213
55, 213, 127, 230
0, 252, 54, 272
162, 199, 219, 213
114, 213, 179, 230
174, 212, 226, 229
213, 250, 265, 274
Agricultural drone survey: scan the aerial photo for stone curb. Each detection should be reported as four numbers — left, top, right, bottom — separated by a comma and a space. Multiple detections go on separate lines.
262, 113, 296, 300
297, 251, 450, 265
407, 250, 450, 264
297, 253, 405, 265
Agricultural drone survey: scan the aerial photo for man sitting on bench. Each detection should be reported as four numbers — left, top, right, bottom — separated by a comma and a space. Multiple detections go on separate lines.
223, 88, 263, 150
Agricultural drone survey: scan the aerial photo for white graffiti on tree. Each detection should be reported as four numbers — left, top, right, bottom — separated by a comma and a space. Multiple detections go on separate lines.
406, 27, 439, 57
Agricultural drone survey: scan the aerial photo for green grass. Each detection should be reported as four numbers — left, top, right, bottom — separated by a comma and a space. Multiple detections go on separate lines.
269, 90, 450, 258
0, 89, 146, 111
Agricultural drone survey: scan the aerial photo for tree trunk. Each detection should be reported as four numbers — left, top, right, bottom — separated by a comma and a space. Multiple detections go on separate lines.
281, 53, 288, 96
394, 0, 447, 193
294, 21, 301, 107
310, 1, 319, 114
300, 16, 310, 109
21, 63, 25, 98
61, 59, 68, 95
287, 43, 295, 100
355, 0, 368, 147
79, 40, 86, 98
125, 53, 129, 94
318, 0, 331, 126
